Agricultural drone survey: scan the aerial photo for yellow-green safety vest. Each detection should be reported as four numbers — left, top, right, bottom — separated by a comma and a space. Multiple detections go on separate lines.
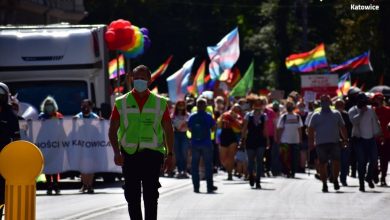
115, 92, 168, 155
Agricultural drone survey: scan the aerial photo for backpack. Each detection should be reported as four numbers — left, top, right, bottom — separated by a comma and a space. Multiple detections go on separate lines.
191, 113, 209, 141
281, 113, 300, 127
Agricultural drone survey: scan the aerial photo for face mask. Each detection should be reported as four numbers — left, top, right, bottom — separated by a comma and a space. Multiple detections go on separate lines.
45, 105, 54, 113
133, 79, 148, 92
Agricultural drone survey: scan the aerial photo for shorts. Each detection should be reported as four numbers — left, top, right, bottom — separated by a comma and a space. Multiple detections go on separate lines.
316, 143, 340, 164
220, 128, 238, 147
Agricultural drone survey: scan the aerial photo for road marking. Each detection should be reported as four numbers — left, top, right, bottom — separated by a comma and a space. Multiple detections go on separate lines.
62, 180, 192, 220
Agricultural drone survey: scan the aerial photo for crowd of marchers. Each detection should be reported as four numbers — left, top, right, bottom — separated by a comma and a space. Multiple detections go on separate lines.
165, 87, 390, 193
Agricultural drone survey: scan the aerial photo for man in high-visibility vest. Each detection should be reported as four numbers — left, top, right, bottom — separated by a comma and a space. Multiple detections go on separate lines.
108, 65, 174, 220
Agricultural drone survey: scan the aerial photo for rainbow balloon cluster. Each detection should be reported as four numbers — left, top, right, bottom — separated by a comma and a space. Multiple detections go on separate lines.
104, 19, 151, 58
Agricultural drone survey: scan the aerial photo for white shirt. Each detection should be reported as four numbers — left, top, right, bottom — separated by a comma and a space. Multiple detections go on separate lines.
277, 113, 303, 144
349, 106, 381, 139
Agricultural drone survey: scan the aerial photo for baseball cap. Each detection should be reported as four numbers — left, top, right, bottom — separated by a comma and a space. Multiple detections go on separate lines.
372, 92, 384, 100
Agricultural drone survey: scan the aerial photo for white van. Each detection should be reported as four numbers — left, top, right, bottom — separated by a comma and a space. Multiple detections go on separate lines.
0, 24, 110, 116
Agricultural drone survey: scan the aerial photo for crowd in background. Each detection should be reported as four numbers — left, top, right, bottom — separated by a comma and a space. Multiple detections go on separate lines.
6, 84, 390, 194
166, 87, 390, 192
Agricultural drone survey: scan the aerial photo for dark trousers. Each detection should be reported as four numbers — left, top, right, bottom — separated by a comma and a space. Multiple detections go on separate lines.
355, 137, 378, 185
378, 139, 390, 181
340, 146, 351, 184
45, 174, 59, 190
191, 146, 214, 191
264, 137, 274, 173
122, 149, 164, 220
247, 147, 266, 182
174, 132, 189, 173
350, 139, 358, 176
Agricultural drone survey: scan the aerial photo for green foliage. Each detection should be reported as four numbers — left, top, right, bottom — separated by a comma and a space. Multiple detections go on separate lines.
81, 0, 389, 93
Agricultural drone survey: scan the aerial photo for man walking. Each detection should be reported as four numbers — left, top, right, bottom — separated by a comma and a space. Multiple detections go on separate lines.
308, 95, 348, 192
108, 65, 174, 220
348, 92, 381, 192
188, 98, 217, 193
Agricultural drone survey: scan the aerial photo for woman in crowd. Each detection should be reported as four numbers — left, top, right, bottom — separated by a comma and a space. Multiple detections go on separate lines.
38, 95, 63, 195
241, 97, 269, 189
172, 100, 190, 178
218, 104, 243, 180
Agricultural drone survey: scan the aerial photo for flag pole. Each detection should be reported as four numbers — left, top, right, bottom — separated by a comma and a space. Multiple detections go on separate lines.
116, 51, 121, 95
127, 57, 132, 91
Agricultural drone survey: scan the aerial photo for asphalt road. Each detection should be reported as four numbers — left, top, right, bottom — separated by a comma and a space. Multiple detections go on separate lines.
36, 171, 390, 220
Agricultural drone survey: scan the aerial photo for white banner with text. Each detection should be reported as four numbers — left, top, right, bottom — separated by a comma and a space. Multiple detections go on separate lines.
20, 118, 121, 174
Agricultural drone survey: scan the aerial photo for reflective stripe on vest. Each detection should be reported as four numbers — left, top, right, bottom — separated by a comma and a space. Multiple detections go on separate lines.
116, 92, 166, 153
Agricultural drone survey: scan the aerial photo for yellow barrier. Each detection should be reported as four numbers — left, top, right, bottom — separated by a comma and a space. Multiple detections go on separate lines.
0, 141, 44, 220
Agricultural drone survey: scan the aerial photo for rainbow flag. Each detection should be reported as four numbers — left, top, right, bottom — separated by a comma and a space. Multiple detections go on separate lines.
285, 43, 328, 73
336, 72, 351, 97
108, 54, 125, 79
188, 60, 206, 96
151, 55, 173, 83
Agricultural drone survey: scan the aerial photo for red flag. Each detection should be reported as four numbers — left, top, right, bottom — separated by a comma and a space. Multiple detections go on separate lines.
151, 55, 173, 83
219, 67, 241, 88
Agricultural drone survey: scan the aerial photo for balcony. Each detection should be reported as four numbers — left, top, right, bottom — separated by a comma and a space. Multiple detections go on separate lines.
0, 0, 87, 25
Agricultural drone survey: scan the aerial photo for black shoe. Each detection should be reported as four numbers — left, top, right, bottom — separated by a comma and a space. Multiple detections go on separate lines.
79, 185, 87, 193
373, 175, 379, 184
334, 180, 340, 191
255, 182, 261, 189
351, 173, 356, 178
249, 175, 254, 187
359, 185, 365, 192
322, 183, 328, 193
87, 187, 94, 194
341, 181, 348, 187
53, 184, 60, 195
46, 189, 52, 195
227, 173, 233, 181
207, 186, 218, 193
381, 180, 387, 187
194, 188, 200, 193
314, 173, 321, 180
366, 180, 375, 189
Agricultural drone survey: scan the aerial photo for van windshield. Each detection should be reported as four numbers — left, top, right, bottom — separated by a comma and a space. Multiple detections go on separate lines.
7, 81, 88, 116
